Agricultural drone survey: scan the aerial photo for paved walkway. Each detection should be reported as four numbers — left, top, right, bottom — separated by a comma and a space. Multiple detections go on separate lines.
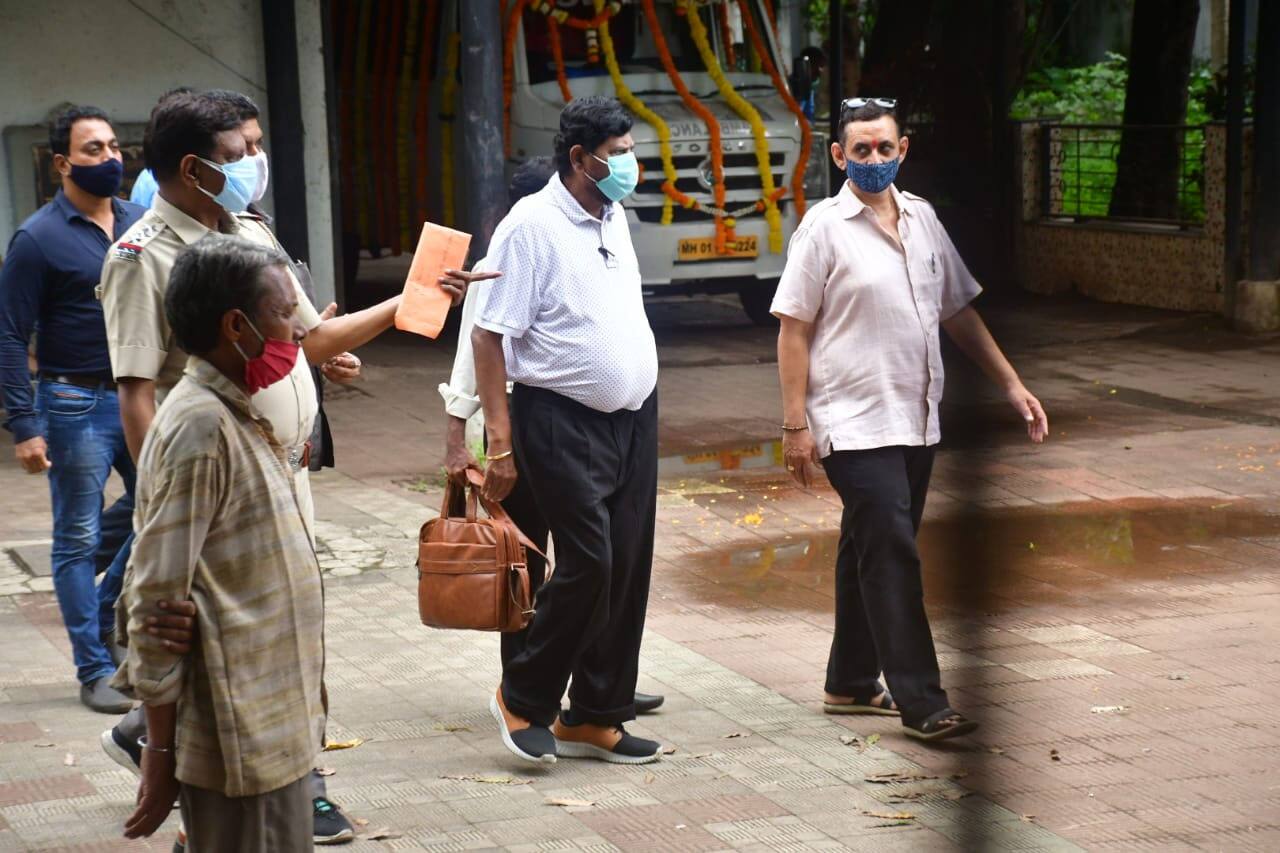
1, 294, 1278, 850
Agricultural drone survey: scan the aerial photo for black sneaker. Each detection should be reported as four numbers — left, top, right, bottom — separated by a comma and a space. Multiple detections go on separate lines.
314, 797, 355, 845
100, 726, 142, 776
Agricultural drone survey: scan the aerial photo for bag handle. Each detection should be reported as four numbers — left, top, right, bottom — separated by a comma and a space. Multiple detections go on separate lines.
463, 467, 548, 561
440, 470, 480, 522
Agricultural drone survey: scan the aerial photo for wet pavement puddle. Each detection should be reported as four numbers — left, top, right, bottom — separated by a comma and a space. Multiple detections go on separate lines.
681, 499, 1280, 614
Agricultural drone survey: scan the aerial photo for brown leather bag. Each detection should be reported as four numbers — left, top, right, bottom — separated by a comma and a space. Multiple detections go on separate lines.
417, 468, 547, 632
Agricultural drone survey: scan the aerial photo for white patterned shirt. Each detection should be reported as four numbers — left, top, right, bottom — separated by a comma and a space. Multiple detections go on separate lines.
770, 182, 982, 455
476, 173, 658, 413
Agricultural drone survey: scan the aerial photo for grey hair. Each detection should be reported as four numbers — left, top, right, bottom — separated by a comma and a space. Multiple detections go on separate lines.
164, 233, 289, 355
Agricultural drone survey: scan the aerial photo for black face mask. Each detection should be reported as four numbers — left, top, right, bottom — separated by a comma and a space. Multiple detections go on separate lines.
68, 158, 124, 198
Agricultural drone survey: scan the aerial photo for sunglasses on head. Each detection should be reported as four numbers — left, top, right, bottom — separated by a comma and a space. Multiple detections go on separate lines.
842, 97, 898, 110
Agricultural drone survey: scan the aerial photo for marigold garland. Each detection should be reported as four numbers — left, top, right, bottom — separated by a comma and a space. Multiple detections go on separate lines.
547, 18, 573, 102
532, 1, 620, 29
682, 0, 784, 252
736, 0, 811, 217
639, 0, 727, 250
440, 31, 461, 227
502, 0, 528, 158
595, 0, 675, 224
717, 2, 736, 71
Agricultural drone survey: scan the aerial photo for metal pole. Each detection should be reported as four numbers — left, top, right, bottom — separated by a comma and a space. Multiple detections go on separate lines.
828, 0, 845, 191
1248, 0, 1279, 281
1223, 0, 1246, 315
460, 0, 507, 257
260, 0, 310, 262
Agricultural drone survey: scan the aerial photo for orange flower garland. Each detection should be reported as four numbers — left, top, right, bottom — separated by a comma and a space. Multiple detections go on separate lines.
718, 3, 736, 71
546, 18, 573, 102
502, 0, 528, 157
736, 0, 811, 217
639, 0, 728, 250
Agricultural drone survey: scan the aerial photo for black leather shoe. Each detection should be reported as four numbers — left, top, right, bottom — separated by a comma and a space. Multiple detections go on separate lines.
635, 692, 665, 714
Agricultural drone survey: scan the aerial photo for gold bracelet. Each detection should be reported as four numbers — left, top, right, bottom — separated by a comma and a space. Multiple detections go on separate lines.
485, 449, 513, 462
781, 424, 809, 432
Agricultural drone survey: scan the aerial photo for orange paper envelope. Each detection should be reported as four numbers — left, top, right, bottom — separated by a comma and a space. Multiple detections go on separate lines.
395, 222, 472, 339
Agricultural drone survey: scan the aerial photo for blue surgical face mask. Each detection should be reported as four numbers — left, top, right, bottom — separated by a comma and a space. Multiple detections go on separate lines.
588, 151, 639, 202
68, 157, 124, 198
195, 156, 257, 213
846, 156, 900, 194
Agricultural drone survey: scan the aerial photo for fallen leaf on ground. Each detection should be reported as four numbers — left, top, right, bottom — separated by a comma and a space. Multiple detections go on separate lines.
545, 797, 595, 808
441, 773, 531, 785
1049, 749, 1061, 762
63, 753, 76, 766
943, 789, 972, 801
675, 824, 687, 830
986, 746, 1005, 755
866, 771, 937, 784
323, 738, 365, 751
364, 828, 401, 840
33, 742, 55, 748
839, 735, 859, 746
353, 818, 369, 827
862, 810, 916, 820
949, 769, 968, 780
1090, 705, 1130, 715
644, 772, 656, 784
722, 732, 747, 739
1020, 814, 1036, 823
866, 733, 881, 747
688, 751, 712, 759
660, 745, 677, 755
315, 767, 337, 777
1167, 672, 1190, 681
433, 723, 472, 732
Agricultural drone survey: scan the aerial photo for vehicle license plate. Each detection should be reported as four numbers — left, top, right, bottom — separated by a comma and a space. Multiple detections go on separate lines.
677, 234, 759, 261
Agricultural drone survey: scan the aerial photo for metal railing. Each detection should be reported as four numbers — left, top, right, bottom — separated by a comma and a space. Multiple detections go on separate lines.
1040, 123, 1207, 227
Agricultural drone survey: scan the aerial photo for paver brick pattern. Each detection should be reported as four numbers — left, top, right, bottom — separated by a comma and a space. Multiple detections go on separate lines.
0, 295, 1277, 850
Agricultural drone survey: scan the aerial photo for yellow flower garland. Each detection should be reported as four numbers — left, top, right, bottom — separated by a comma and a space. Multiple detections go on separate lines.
595, 0, 676, 224
440, 31, 461, 227
681, 0, 783, 253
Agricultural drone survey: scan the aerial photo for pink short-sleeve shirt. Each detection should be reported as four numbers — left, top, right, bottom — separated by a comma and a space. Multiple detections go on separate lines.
770, 181, 982, 455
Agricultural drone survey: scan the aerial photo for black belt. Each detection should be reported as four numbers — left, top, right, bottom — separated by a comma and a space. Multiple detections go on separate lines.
40, 373, 117, 392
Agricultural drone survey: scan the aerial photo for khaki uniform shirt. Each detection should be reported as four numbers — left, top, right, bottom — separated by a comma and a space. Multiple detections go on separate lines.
99, 195, 321, 452
111, 357, 325, 798
770, 182, 982, 455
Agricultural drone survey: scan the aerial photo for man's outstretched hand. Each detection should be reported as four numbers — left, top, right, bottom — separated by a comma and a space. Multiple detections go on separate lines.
440, 268, 502, 306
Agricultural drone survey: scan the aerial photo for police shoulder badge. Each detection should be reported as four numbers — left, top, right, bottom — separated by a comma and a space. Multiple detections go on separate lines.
113, 242, 143, 262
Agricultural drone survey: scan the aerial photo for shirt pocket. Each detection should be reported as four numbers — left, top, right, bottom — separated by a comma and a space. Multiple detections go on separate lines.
42, 383, 99, 417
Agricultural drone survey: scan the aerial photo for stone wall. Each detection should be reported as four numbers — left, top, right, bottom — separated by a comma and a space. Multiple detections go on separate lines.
1014, 122, 1252, 312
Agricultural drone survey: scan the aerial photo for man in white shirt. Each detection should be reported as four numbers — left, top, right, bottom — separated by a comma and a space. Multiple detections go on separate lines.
473, 97, 662, 766
772, 98, 1049, 742
441, 156, 665, 717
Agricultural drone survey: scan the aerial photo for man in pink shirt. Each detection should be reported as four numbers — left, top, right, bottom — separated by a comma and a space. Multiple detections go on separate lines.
772, 98, 1049, 742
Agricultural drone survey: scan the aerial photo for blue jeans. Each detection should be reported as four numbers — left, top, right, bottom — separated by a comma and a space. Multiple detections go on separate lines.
38, 380, 135, 685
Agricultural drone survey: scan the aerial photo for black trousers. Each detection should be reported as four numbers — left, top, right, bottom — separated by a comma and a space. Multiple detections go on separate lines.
493, 401, 550, 669
502, 383, 658, 727
820, 445, 948, 725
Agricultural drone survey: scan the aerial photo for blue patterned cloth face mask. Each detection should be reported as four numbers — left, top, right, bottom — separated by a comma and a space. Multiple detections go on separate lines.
846, 157, 900, 194
195, 156, 257, 213
588, 151, 639, 202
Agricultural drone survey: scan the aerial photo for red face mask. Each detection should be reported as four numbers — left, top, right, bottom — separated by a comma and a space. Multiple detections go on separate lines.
233, 315, 299, 394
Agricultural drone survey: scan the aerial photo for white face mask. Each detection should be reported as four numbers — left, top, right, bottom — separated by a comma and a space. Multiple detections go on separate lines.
250, 150, 270, 203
